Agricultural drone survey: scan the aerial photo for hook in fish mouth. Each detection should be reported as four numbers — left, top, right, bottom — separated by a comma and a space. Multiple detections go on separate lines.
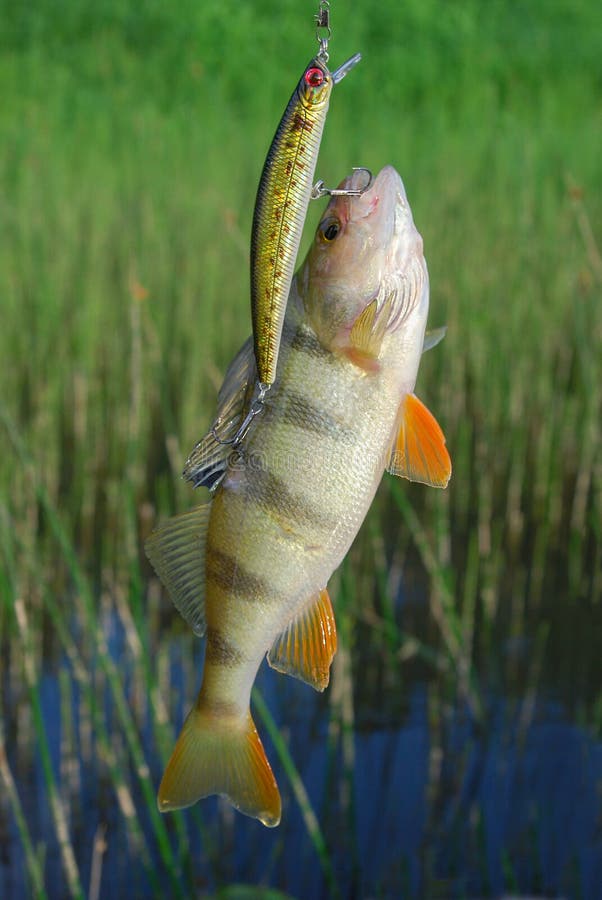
311, 167, 373, 200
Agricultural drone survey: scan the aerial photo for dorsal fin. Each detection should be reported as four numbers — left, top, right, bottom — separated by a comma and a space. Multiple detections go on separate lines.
387, 393, 451, 488
267, 589, 337, 691
183, 337, 256, 489
145, 502, 211, 635
182, 427, 235, 491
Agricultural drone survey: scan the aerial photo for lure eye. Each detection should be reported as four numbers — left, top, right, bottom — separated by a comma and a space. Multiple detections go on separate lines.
305, 67, 325, 88
320, 218, 341, 242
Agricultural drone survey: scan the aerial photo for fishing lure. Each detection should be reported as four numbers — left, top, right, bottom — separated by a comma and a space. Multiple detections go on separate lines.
250, 7, 366, 389
202, 5, 372, 456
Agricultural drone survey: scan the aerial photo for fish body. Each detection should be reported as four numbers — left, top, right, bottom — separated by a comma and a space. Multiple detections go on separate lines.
251, 53, 360, 386
146, 166, 451, 827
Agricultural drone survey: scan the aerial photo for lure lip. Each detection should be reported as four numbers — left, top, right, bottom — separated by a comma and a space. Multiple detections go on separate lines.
331, 52, 362, 84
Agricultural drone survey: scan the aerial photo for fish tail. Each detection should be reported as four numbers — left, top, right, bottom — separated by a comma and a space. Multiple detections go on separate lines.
157, 703, 281, 828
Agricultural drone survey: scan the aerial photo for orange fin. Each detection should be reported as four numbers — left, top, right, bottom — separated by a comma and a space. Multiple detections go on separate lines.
158, 705, 281, 827
387, 393, 452, 488
267, 588, 337, 691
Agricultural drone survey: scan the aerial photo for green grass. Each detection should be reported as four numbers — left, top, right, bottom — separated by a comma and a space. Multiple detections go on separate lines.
0, 0, 601, 896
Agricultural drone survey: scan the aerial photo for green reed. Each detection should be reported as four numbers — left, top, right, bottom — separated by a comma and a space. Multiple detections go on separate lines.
1, 0, 601, 895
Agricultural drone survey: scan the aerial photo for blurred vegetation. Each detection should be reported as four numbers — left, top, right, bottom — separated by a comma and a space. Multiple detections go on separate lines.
0, 0, 600, 896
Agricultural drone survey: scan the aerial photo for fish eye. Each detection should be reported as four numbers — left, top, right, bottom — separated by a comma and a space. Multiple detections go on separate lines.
320, 218, 341, 242
305, 67, 325, 88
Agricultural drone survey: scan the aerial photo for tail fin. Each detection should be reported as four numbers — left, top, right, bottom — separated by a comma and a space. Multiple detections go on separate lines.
158, 705, 281, 827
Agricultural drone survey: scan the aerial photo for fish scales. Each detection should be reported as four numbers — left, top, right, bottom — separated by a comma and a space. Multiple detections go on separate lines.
276, 388, 356, 442
199, 297, 402, 707
205, 542, 276, 604
148, 166, 451, 826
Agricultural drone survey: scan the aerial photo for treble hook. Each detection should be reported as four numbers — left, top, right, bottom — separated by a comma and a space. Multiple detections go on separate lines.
211, 382, 270, 447
311, 167, 374, 200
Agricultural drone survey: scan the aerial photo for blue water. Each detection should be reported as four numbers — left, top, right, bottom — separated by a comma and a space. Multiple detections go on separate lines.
2, 620, 601, 900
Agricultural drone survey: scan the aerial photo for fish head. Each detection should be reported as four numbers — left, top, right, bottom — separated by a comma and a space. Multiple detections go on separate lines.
299, 165, 429, 367
297, 58, 333, 111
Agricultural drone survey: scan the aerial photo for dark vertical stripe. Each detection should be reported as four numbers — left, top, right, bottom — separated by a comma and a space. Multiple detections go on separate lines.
251, 467, 336, 534
206, 544, 273, 602
205, 627, 243, 667
288, 324, 332, 361
279, 390, 355, 444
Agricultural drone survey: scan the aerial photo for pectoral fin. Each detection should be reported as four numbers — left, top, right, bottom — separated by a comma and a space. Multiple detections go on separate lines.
387, 393, 451, 488
267, 589, 337, 691
343, 293, 396, 373
183, 337, 256, 489
145, 502, 211, 636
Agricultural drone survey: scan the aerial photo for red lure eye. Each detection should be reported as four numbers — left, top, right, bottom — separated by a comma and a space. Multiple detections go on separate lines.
305, 67, 325, 88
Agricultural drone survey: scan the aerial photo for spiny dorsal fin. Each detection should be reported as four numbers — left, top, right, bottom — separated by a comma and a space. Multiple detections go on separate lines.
387, 393, 452, 488
183, 337, 256, 489
145, 503, 211, 635
183, 429, 233, 491
267, 588, 337, 691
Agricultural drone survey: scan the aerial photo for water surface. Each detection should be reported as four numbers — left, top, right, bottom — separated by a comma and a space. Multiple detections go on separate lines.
2, 589, 600, 899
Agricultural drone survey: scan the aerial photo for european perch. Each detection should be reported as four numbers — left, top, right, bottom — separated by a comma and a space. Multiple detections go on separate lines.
146, 165, 452, 827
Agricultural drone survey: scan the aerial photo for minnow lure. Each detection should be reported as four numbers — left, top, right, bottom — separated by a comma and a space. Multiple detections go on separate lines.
250, 49, 362, 388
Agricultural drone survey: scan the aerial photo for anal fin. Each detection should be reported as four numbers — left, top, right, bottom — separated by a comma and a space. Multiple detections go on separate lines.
267, 589, 337, 691
144, 503, 211, 636
387, 393, 452, 488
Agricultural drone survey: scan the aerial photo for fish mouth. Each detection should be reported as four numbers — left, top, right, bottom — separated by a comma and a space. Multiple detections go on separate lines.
339, 165, 403, 202
359, 167, 416, 267
305, 164, 422, 347
343, 164, 422, 302
331, 165, 406, 233
360, 165, 405, 221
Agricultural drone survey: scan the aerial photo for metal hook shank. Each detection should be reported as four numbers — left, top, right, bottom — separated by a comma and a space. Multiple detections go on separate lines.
311, 167, 374, 200
211, 382, 270, 447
